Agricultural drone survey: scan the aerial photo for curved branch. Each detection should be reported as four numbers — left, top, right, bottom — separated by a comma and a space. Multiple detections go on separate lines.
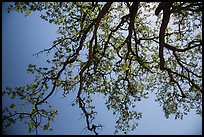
35, 80, 57, 110
33, 38, 69, 57
158, 2, 173, 70
76, 2, 113, 135
34, 3, 114, 110
172, 51, 202, 78
164, 40, 202, 52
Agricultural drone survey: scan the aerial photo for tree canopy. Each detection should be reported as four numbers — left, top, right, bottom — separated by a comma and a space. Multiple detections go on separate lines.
2, 2, 202, 135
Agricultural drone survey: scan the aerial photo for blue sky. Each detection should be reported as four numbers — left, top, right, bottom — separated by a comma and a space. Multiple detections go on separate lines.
2, 2, 202, 135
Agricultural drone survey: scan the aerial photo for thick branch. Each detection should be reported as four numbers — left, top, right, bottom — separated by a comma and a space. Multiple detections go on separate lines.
77, 2, 113, 135
164, 40, 202, 52
171, 2, 202, 13
158, 2, 172, 70
126, 2, 139, 59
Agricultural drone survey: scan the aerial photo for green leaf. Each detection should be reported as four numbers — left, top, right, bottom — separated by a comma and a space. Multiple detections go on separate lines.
19, 113, 24, 119
43, 123, 50, 130
10, 103, 16, 110
30, 5, 35, 11
125, 66, 129, 70
30, 98, 35, 104
51, 109, 57, 114
196, 34, 201, 39
25, 11, 31, 17
20, 105, 25, 109
31, 108, 37, 114
9, 118, 16, 124
124, 62, 129, 70
167, 92, 171, 97
56, 80, 62, 86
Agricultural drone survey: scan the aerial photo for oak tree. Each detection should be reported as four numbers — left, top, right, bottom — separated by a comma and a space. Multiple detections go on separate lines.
2, 2, 202, 135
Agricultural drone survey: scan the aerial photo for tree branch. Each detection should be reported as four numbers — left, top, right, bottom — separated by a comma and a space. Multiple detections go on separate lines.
76, 2, 113, 135
164, 40, 202, 52
158, 2, 172, 70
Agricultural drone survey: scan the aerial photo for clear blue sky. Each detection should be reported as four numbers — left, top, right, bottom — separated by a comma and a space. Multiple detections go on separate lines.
2, 2, 202, 135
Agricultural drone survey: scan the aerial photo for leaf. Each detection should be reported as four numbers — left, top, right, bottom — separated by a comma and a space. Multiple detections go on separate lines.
167, 92, 171, 97
9, 118, 16, 124
196, 34, 201, 39
43, 68, 48, 70
30, 98, 35, 104
124, 63, 129, 70
51, 109, 57, 114
88, 105, 92, 109
125, 66, 129, 70
43, 122, 50, 130
31, 108, 37, 114
56, 80, 62, 86
10, 104, 15, 110
19, 113, 24, 119
30, 5, 35, 11
47, 60, 51, 63
25, 11, 31, 17
20, 105, 25, 109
